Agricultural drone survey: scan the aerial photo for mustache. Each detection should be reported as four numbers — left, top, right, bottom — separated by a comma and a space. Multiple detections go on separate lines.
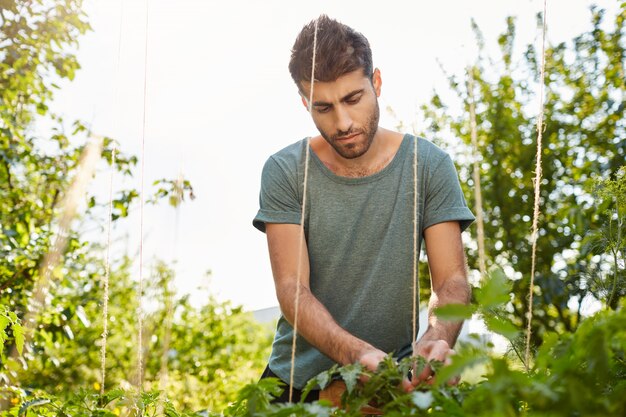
332, 129, 363, 141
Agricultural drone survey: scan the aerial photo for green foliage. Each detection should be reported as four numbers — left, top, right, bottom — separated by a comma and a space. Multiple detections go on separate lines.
0, 306, 24, 358
2, 387, 205, 417
420, 7, 626, 346
148, 178, 196, 208
13, 259, 272, 412
0, 0, 137, 368
2, 2, 624, 416
1, 0, 270, 411
210, 303, 626, 416
0, 0, 90, 135
225, 378, 286, 417
436, 267, 520, 345
582, 166, 626, 309
198, 267, 624, 416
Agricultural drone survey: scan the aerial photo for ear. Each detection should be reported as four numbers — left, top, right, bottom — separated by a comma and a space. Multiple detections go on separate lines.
372, 68, 382, 97
299, 82, 313, 111
300, 94, 310, 111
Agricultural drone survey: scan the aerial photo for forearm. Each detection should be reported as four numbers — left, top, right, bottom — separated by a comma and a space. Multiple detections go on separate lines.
420, 274, 470, 347
277, 281, 376, 365
413, 222, 470, 385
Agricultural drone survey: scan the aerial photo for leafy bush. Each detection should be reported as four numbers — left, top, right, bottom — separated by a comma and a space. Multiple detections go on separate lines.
8, 259, 272, 412
218, 295, 626, 416
5, 268, 624, 416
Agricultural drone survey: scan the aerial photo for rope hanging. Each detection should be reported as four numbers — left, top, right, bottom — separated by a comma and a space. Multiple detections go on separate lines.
288, 17, 319, 403
467, 67, 487, 278
137, 0, 150, 390
100, 145, 115, 396
100, 0, 125, 395
525, 0, 548, 371
412, 131, 419, 344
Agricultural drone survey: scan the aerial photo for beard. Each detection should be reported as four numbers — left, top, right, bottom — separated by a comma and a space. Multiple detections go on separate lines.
318, 99, 380, 160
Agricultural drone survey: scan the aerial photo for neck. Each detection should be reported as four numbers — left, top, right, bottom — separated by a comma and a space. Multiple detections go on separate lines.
311, 127, 404, 177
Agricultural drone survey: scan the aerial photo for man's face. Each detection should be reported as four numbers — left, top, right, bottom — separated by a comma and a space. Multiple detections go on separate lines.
300, 69, 381, 159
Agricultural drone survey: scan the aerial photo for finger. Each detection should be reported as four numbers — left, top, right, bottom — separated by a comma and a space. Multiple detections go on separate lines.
418, 347, 456, 386
412, 364, 433, 385
411, 353, 434, 386
428, 342, 452, 362
401, 378, 414, 393
358, 352, 383, 373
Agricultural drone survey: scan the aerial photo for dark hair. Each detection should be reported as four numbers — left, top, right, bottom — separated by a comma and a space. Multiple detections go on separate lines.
288, 15, 373, 89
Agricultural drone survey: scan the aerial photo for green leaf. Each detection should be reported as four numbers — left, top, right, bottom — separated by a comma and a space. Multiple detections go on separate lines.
300, 380, 320, 404
301, 367, 335, 403
339, 363, 363, 394
315, 370, 331, 390
12, 323, 24, 355
18, 398, 51, 416
0, 316, 9, 346
412, 355, 428, 378
475, 266, 511, 309
435, 346, 488, 387
98, 388, 125, 407
483, 315, 519, 340
434, 303, 477, 320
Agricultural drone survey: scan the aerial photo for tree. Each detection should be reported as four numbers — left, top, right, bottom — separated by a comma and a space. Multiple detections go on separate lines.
0, 0, 193, 381
0, 0, 139, 374
420, 7, 625, 349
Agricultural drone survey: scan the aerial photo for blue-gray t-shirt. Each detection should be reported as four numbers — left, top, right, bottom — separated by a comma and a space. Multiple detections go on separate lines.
253, 134, 474, 389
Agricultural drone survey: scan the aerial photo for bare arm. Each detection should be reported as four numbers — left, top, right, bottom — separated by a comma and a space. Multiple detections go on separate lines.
413, 221, 471, 384
265, 223, 385, 368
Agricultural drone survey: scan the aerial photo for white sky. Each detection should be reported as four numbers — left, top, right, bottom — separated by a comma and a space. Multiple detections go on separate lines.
48, 0, 620, 311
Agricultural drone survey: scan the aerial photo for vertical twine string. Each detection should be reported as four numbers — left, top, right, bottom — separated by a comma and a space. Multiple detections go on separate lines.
137, 0, 150, 390
101, 0, 125, 396
525, 0, 548, 371
412, 134, 418, 343
467, 67, 487, 277
100, 146, 115, 396
288, 17, 319, 403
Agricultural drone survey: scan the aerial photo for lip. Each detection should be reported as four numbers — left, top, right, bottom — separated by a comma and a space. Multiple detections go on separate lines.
335, 132, 360, 141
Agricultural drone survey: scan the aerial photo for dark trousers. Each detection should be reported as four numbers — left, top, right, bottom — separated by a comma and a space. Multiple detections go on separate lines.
260, 365, 320, 403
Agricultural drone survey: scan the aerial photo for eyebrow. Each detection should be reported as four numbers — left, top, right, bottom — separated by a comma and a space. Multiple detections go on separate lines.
312, 89, 364, 107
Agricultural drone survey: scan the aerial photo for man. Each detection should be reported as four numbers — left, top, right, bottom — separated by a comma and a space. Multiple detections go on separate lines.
253, 15, 475, 402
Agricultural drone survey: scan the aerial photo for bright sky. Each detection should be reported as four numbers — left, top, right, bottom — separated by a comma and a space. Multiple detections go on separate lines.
48, 0, 620, 311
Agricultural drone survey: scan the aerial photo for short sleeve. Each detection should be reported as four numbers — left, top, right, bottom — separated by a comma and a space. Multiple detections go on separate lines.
422, 154, 475, 232
253, 156, 302, 233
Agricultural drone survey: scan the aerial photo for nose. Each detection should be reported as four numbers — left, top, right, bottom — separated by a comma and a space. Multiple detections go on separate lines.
335, 106, 353, 136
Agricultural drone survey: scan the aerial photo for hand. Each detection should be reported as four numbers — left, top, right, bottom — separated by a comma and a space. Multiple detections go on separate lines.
356, 347, 386, 374
356, 347, 414, 392
412, 339, 459, 386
